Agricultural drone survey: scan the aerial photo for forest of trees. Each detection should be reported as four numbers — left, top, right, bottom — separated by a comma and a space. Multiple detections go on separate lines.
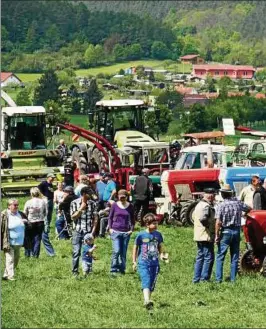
2, 0, 266, 72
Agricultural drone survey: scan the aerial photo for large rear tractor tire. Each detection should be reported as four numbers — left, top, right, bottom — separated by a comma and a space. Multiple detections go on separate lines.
262, 256, 266, 277
238, 250, 262, 274
72, 147, 88, 175
180, 200, 199, 226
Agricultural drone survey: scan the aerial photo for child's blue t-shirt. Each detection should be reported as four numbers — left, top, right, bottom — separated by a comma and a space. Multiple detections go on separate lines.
82, 244, 94, 263
135, 230, 163, 266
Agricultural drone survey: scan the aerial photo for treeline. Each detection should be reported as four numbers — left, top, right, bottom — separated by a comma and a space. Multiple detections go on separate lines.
2, 0, 266, 72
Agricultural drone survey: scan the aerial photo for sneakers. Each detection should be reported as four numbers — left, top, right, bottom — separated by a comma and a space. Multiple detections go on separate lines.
2, 276, 15, 281
144, 301, 154, 310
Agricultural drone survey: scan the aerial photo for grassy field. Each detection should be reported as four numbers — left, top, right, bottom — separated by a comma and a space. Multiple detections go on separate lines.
1, 196, 266, 328
15, 60, 191, 83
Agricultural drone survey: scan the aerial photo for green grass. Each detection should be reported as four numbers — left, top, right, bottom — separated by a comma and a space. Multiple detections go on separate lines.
2, 196, 266, 328
15, 60, 191, 83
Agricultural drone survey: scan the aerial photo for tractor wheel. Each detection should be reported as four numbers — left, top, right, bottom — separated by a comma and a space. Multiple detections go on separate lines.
91, 147, 109, 172
262, 256, 266, 277
180, 201, 198, 226
238, 250, 262, 274
72, 147, 88, 175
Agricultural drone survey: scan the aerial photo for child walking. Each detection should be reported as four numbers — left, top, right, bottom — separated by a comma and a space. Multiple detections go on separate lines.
82, 233, 97, 277
132, 213, 168, 310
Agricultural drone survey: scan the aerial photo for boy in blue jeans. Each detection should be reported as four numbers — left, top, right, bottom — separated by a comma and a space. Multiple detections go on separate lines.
132, 213, 168, 310
82, 233, 97, 277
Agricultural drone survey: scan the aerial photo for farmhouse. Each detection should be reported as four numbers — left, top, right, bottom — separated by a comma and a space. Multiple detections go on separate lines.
192, 64, 255, 80
180, 54, 205, 64
1, 72, 22, 87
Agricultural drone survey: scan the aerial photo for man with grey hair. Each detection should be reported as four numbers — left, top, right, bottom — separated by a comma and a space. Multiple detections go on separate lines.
193, 188, 216, 283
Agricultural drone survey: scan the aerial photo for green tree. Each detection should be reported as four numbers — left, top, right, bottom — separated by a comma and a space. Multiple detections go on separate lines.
16, 89, 31, 106
255, 69, 266, 83
126, 43, 144, 60
83, 78, 103, 115
113, 44, 126, 62
44, 24, 61, 50
151, 41, 169, 60
24, 21, 39, 52
217, 76, 233, 100
33, 70, 60, 105
205, 74, 216, 92
84, 44, 97, 66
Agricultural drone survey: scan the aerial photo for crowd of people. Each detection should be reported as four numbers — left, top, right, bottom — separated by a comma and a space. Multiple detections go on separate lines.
1, 168, 163, 309
2, 168, 265, 308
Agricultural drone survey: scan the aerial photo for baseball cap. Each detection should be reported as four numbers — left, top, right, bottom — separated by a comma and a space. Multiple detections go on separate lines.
47, 173, 56, 178
63, 185, 74, 193
203, 188, 216, 194
83, 233, 93, 242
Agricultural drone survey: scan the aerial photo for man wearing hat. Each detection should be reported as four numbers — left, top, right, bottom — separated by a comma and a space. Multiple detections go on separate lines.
239, 174, 260, 208
215, 184, 250, 283
56, 186, 78, 239
38, 173, 56, 256
193, 188, 216, 283
70, 186, 99, 277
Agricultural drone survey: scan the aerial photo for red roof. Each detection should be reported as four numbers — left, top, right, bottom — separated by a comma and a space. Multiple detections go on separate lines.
175, 86, 197, 95
184, 94, 207, 99
1, 72, 13, 82
193, 64, 255, 71
180, 54, 199, 60
255, 93, 266, 99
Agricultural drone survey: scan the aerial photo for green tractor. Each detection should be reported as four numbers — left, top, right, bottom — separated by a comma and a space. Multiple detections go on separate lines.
1, 106, 63, 193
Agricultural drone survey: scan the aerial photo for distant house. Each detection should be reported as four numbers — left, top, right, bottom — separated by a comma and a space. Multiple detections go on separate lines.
1, 72, 22, 87
183, 94, 209, 108
180, 54, 204, 65
192, 64, 256, 80
175, 86, 198, 95
78, 77, 90, 87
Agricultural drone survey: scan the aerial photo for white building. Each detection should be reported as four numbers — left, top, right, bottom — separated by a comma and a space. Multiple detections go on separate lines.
1, 72, 22, 87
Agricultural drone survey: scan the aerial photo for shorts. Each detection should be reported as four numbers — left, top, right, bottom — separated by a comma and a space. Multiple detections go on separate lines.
82, 260, 92, 274
138, 264, 160, 291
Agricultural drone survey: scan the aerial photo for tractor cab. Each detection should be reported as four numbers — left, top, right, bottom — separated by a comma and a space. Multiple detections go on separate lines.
91, 99, 148, 145
233, 138, 266, 167
175, 144, 230, 170
1, 106, 46, 151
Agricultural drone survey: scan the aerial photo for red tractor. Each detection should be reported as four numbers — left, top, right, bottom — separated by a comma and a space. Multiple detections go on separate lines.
239, 210, 266, 276
161, 168, 220, 225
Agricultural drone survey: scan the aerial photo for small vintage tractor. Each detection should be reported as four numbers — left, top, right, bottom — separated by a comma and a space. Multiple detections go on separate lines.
1, 106, 63, 193
238, 210, 266, 276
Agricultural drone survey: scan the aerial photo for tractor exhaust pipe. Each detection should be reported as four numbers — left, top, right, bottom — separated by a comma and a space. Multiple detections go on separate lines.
207, 145, 214, 168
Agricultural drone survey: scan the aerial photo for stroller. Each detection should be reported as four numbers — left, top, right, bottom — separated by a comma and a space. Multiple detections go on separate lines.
56, 210, 73, 240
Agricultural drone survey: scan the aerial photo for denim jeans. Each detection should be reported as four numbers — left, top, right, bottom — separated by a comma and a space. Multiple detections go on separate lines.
47, 199, 54, 229
193, 241, 214, 283
42, 231, 55, 256
25, 222, 44, 258
55, 213, 70, 239
72, 230, 86, 274
216, 227, 240, 282
110, 231, 130, 273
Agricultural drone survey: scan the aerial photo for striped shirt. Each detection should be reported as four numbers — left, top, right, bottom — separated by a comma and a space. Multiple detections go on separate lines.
215, 197, 250, 228
70, 198, 98, 233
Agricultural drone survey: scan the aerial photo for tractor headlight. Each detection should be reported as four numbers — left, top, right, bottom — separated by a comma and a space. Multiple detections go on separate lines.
263, 237, 266, 244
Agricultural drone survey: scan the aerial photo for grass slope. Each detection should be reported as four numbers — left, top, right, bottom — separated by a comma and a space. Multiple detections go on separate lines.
1, 196, 266, 328
16, 60, 191, 83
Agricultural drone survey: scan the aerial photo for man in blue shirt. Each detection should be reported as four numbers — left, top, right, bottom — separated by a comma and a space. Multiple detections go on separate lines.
96, 173, 106, 209
102, 173, 116, 204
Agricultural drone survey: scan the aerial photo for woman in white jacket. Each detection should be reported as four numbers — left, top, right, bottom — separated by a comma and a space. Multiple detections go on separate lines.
24, 187, 47, 258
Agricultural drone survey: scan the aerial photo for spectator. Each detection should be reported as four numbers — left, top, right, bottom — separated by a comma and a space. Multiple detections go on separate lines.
193, 188, 216, 283
63, 158, 76, 187
103, 173, 117, 205
1, 199, 28, 281
54, 182, 64, 215
132, 213, 167, 310
253, 182, 266, 210
96, 173, 107, 209
215, 184, 250, 283
74, 175, 88, 197
57, 139, 68, 158
23, 187, 47, 258
38, 173, 56, 257
239, 174, 260, 208
109, 189, 134, 275
70, 186, 99, 278
133, 168, 153, 226
56, 185, 78, 239
82, 233, 97, 277
99, 200, 114, 238
88, 157, 99, 173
